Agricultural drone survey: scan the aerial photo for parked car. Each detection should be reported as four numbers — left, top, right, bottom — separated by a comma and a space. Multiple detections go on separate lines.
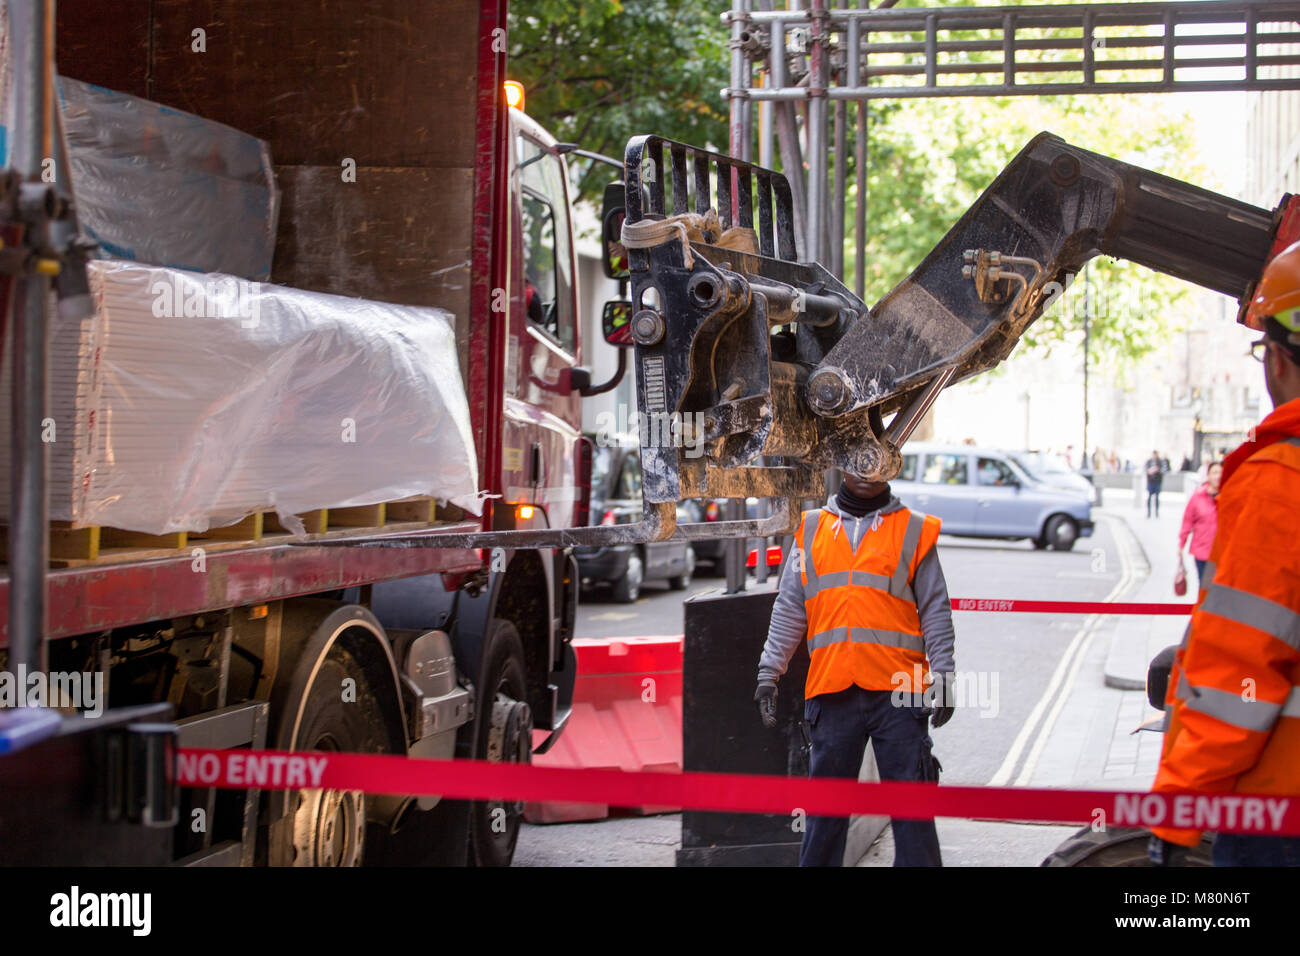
1008, 449, 1102, 506
892, 443, 1094, 551
575, 440, 696, 601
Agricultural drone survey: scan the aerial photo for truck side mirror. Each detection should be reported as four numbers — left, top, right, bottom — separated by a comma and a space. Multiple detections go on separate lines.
603, 299, 634, 347
601, 181, 630, 281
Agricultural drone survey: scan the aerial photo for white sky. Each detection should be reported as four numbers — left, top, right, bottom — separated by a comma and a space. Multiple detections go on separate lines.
1169, 91, 1250, 199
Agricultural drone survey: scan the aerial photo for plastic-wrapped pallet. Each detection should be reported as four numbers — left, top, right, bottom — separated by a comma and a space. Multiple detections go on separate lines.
0, 291, 104, 525
0, 260, 481, 535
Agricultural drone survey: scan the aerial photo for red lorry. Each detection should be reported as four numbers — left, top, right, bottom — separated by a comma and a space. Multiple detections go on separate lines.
0, 0, 622, 867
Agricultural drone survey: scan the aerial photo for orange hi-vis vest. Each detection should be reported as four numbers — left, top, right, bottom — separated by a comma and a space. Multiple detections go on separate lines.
798, 505, 942, 698
1151, 398, 1300, 847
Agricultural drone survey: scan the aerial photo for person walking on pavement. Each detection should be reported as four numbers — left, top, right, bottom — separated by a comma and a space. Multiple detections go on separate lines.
1148, 240, 1300, 867
1145, 450, 1166, 517
1177, 460, 1222, 588
754, 473, 957, 867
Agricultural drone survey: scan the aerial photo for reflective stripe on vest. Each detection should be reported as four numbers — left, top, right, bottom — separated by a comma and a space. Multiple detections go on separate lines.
801, 509, 926, 603
1177, 670, 1300, 731
808, 625, 927, 653
1199, 582, 1300, 650
890, 512, 926, 602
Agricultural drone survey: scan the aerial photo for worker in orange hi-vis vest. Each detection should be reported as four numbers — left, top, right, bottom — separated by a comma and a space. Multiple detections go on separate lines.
754, 472, 957, 867
1148, 240, 1300, 867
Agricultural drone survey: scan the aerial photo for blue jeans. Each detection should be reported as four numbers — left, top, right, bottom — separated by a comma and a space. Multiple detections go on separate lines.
800, 685, 943, 867
1195, 559, 1207, 586
1213, 834, 1300, 867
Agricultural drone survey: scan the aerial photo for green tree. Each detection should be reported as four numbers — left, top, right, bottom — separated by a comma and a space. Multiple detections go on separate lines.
506, 0, 729, 198
843, 92, 1210, 368
821, 0, 1215, 367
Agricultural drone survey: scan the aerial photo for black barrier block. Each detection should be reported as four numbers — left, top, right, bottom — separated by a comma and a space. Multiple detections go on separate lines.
677, 583, 810, 866
0, 705, 175, 865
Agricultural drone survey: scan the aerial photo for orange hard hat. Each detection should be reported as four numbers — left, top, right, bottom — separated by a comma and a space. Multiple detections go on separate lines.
1246, 239, 1300, 333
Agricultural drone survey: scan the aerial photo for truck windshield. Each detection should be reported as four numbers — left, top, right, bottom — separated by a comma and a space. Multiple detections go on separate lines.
517, 134, 575, 352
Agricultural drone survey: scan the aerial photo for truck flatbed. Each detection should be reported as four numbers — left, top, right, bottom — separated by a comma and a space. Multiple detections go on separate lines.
0, 511, 480, 644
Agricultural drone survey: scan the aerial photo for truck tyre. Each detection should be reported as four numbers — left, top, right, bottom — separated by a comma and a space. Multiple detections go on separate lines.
469, 618, 531, 867
612, 551, 644, 603
269, 645, 388, 866
1040, 826, 1214, 866
1044, 514, 1079, 552
668, 547, 695, 590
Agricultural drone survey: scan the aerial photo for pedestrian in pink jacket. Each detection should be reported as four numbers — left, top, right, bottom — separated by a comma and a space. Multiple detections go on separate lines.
1178, 461, 1222, 586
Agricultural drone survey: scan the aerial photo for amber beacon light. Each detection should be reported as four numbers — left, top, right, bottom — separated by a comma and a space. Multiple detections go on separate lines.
503, 81, 525, 111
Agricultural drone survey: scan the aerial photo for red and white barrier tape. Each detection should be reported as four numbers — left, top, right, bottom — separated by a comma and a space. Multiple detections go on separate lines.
952, 598, 1194, 615
176, 748, 1300, 836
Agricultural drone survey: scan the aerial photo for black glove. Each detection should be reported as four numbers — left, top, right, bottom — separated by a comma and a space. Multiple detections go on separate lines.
929, 672, 956, 729
754, 682, 777, 728
1147, 835, 1190, 867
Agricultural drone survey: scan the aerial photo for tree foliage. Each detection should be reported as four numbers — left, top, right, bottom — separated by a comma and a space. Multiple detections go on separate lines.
846, 92, 1210, 368
835, 0, 1214, 367
506, 0, 729, 198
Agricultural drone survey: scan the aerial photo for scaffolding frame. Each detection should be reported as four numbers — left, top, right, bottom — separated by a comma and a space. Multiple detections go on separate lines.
725, 0, 1300, 288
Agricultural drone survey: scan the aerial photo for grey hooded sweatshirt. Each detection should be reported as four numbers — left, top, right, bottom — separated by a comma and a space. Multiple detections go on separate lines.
757, 494, 956, 687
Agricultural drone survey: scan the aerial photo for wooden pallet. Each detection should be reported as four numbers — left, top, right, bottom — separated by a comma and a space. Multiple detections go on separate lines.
0, 496, 445, 567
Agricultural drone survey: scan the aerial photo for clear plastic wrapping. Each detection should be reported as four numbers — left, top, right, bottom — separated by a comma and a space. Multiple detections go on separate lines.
0, 261, 481, 535
56, 77, 280, 280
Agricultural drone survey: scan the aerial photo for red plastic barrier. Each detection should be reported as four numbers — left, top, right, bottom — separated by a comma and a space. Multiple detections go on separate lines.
525, 635, 683, 823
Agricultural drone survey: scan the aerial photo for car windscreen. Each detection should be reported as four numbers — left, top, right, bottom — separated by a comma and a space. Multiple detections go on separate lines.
1009, 454, 1045, 482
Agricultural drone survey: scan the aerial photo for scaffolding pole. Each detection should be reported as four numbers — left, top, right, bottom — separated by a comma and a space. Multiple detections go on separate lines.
6, 0, 56, 675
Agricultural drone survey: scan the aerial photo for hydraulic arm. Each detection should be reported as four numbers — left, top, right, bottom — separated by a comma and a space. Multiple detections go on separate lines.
619, 131, 1284, 510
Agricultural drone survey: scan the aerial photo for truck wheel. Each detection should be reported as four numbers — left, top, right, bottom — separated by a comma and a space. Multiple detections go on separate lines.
469, 619, 531, 867
1044, 514, 1079, 551
1040, 826, 1214, 866
612, 552, 644, 603
269, 645, 387, 866
668, 548, 696, 590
